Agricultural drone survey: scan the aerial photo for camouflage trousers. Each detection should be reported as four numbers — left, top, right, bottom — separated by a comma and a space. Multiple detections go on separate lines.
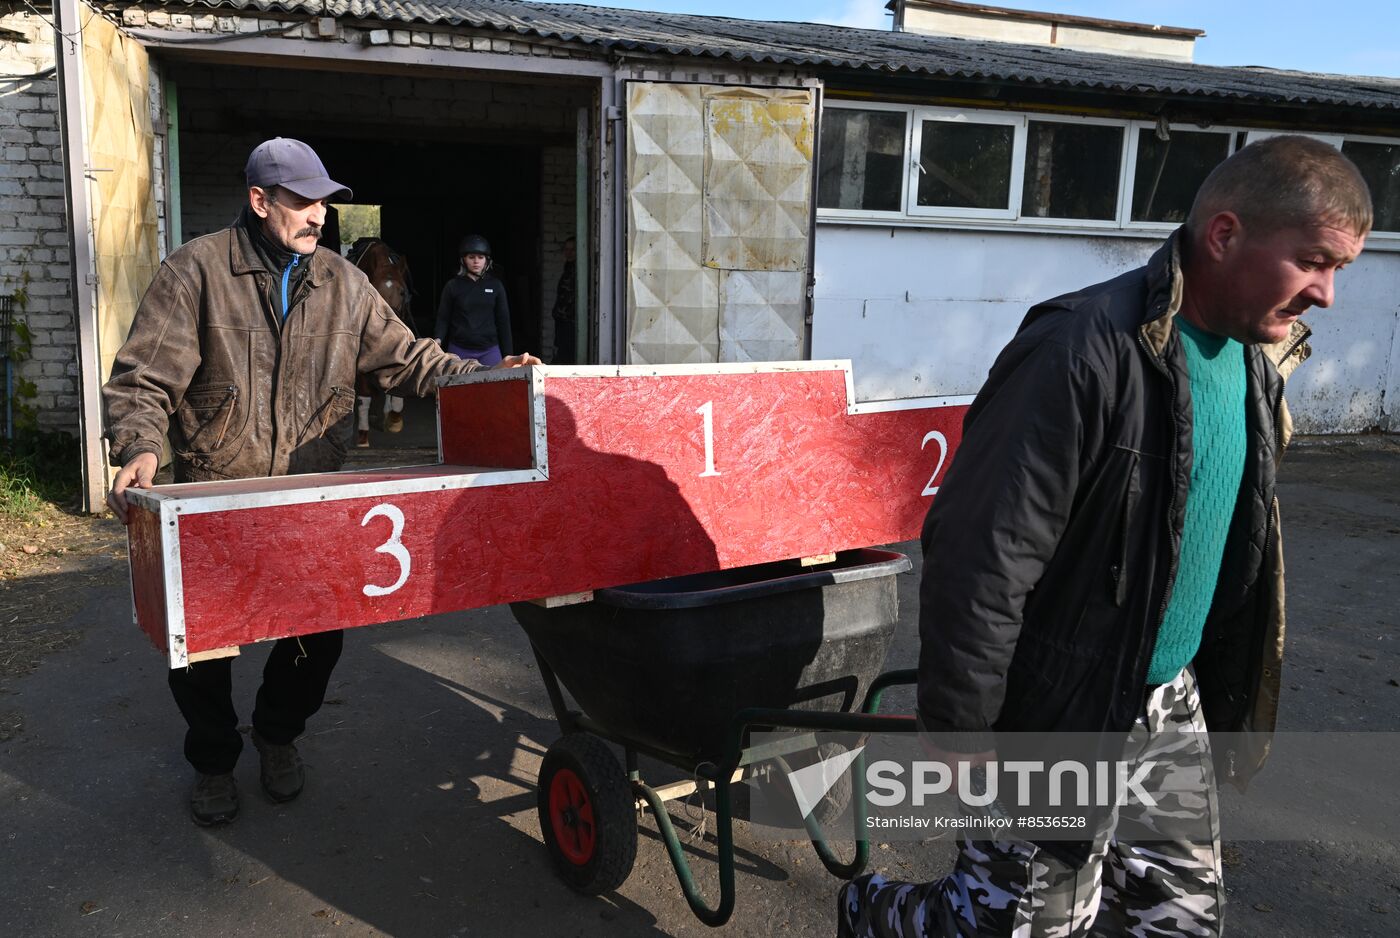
837, 668, 1223, 937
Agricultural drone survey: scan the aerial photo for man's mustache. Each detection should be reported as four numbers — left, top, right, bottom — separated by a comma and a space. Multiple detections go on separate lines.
294, 226, 322, 240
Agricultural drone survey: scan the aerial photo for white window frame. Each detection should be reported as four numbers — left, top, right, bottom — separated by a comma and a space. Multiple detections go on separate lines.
1017, 113, 1130, 230
1340, 133, 1400, 240
813, 101, 1400, 251
1121, 121, 1238, 232
907, 108, 1026, 221
816, 101, 912, 220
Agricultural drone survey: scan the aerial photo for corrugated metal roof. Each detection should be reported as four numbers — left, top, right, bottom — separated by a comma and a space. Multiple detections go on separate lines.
148, 0, 1400, 111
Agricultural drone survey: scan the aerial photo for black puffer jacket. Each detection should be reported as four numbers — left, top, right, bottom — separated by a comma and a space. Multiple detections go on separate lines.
917, 231, 1307, 788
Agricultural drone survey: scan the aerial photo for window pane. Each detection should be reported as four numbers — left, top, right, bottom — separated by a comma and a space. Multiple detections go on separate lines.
1342, 140, 1400, 232
916, 120, 1014, 210
1130, 129, 1230, 223
817, 109, 906, 211
1022, 121, 1124, 220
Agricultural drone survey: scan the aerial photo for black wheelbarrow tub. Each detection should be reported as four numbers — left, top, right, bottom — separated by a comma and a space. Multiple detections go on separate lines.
510, 548, 910, 763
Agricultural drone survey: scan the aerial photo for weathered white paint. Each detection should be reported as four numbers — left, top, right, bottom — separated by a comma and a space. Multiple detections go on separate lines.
812, 223, 1400, 433
899, 6, 1198, 62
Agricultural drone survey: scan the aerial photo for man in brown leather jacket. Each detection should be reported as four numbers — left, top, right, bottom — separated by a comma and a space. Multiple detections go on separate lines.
103, 138, 539, 826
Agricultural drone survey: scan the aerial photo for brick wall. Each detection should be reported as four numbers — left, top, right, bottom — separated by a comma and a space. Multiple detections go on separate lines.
171, 66, 587, 241
539, 143, 576, 357
0, 11, 76, 433
115, 4, 601, 61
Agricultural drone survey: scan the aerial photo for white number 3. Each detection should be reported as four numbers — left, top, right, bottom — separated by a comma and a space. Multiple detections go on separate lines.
921, 431, 948, 497
361, 503, 411, 597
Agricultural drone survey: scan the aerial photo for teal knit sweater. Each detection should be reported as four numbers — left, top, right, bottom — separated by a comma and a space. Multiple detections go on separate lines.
1148, 317, 1247, 684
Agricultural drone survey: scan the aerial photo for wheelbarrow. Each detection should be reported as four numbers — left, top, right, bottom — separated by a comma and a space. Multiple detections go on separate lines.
509, 548, 923, 927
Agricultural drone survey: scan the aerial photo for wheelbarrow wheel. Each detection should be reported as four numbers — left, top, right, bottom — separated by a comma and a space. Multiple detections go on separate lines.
538, 733, 637, 895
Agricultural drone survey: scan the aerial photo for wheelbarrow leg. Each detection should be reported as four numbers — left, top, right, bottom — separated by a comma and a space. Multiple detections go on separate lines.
771, 750, 871, 881
633, 775, 737, 927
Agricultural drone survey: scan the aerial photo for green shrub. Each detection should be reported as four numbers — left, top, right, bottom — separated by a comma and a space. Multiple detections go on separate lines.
0, 429, 81, 519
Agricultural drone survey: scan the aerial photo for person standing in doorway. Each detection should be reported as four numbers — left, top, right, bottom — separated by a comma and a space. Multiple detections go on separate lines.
436, 234, 512, 366
551, 237, 578, 364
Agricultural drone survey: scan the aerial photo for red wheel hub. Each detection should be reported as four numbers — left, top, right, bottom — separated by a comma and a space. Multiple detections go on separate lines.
548, 767, 596, 864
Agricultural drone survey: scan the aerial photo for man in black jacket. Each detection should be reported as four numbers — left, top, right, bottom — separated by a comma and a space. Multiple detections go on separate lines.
838, 136, 1370, 936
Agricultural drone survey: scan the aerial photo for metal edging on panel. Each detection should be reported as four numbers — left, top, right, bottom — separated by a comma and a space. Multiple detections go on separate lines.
848, 395, 975, 415
435, 366, 533, 389
161, 500, 188, 668
161, 467, 547, 516
124, 487, 172, 512
530, 366, 549, 478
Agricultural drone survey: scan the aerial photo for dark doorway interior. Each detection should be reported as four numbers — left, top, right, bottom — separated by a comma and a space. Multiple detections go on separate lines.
319, 138, 543, 353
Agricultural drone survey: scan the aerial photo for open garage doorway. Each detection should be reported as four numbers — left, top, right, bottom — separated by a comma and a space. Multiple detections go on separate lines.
324, 138, 544, 351
160, 58, 594, 463
166, 60, 590, 359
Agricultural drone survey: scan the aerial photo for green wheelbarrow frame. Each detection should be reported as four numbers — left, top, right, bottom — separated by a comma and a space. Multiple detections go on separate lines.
533, 648, 922, 928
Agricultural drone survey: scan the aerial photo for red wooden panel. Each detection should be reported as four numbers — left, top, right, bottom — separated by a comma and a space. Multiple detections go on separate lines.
438, 377, 533, 468
128, 365, 967, 658
127, 504, 168, 653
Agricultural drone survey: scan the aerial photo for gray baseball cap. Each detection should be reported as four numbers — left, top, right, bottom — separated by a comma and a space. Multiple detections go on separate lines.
244, 137, 352, 201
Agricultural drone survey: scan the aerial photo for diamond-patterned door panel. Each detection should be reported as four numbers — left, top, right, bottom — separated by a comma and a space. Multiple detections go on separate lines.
703, 90, 814, 273
718, 270, 805, 362
626, 83, 711, 364
625, 81, 817, 365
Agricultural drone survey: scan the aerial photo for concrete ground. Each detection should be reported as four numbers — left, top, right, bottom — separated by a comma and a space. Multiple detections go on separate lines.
0, 418, 1396, 937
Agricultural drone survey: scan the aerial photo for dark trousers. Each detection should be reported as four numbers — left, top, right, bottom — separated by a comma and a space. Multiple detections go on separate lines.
167, 630, 344, 775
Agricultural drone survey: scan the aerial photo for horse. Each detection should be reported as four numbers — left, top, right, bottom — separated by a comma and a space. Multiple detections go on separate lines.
349, 237, 414, 321
346, 238, 416, 444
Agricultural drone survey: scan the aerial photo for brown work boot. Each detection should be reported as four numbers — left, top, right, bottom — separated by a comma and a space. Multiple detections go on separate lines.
251, 729, 305, 803
355, 428, 370, 448
190, 772, 239, 826
384, 411, 404, 433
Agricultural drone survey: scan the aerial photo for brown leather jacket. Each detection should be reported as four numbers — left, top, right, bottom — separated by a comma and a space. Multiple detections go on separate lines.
103, 221, 481, 482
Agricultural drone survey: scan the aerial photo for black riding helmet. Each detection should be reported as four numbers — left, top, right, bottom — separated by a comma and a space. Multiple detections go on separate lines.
458, 234, 492, 257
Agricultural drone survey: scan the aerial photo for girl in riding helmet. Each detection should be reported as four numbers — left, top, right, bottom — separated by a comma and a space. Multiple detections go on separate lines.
435, 234, 512, 367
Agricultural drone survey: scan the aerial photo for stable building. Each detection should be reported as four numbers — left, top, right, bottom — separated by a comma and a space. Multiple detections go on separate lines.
1, 0, 1398, 510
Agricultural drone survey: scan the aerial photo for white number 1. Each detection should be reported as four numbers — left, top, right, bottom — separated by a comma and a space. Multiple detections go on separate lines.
361, 503, 411, 596
921, 431, 948, 497
696, 401, 721, 477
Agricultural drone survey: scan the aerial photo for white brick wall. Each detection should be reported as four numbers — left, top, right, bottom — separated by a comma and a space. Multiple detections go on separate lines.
0, 12, 75, 433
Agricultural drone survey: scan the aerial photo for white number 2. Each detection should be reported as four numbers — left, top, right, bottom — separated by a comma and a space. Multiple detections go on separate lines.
361, 503, 411, 597
696, 400, 721, 477
921, 430, 948, 497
